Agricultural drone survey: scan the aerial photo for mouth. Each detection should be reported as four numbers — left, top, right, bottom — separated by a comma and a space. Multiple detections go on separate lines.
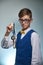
22, 24, 25, 27
22, 25, 27, 29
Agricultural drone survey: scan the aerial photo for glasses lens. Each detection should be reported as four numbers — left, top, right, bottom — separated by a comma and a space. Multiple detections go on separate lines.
19, 19, 30, 23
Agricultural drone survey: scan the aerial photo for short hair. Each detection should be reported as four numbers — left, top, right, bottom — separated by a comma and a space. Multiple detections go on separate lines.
18, 8, 32, 19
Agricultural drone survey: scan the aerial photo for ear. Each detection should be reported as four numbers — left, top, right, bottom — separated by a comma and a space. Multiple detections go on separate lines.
30, 18, 33, 23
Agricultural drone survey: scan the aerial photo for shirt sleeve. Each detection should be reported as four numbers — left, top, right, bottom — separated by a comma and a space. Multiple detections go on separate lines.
31, 32, 42, 65
1, 36, 16, 49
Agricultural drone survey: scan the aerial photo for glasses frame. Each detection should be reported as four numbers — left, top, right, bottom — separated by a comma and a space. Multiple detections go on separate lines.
19, 18, 31, 23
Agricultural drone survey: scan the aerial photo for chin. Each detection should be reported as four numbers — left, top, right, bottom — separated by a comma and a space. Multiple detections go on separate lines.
22, 26, 29, 30
22, 27, 27, 30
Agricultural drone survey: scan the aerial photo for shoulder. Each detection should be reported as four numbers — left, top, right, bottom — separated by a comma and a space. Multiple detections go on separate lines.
31, 31, 40, 39
31, 31, 40, 46
29, 29, 39, 38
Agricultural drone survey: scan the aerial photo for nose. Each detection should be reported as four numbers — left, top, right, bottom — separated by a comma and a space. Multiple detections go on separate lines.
22, 21, 25, 24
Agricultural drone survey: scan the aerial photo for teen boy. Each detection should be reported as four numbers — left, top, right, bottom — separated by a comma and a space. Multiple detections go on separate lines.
1, 8, 42, 65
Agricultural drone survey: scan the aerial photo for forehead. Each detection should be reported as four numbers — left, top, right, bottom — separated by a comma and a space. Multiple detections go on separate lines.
20, 15, 30, 19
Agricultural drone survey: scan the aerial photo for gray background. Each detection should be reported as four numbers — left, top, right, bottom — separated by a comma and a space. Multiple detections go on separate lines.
0, 0, 43, 65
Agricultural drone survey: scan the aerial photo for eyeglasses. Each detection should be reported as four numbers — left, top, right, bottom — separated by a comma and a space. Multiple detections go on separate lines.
19, 19, 31, 23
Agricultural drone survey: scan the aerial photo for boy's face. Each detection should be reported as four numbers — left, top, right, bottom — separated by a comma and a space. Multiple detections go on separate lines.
19, 15, 32, 30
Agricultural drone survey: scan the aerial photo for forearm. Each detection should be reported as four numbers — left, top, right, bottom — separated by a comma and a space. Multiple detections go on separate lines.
1, 36, 16, 49
1, 37, 9, 49
31, 58, 42, 65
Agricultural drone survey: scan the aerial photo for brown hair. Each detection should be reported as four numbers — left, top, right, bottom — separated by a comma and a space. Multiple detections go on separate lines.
18, 8, 32, 19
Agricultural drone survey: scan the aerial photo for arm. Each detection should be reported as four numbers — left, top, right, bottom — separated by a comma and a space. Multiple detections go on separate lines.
31, 32, 42, 65
1, 23, 16, 49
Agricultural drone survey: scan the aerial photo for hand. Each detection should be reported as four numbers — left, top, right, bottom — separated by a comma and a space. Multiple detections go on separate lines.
5, 23, 13, 36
